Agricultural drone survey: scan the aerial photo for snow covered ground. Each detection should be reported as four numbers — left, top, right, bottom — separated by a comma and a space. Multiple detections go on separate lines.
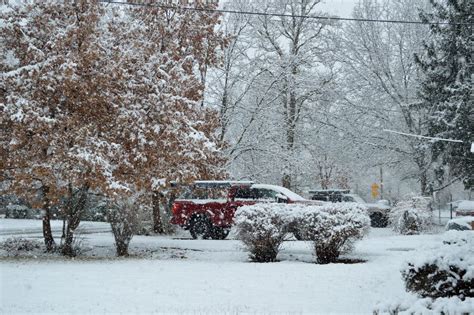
0, 219, 448, 314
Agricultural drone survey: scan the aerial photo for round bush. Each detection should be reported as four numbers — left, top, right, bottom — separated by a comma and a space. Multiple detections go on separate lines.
235, 204, 291, 262
390, 196, 432, 235
401, 231, 474, 299
295, 203, 370, 264
235, 203, 370, 264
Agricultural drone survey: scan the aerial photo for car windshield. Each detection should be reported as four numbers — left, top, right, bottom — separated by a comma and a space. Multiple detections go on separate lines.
179, 186, 229, 200
251, 184, 306, 201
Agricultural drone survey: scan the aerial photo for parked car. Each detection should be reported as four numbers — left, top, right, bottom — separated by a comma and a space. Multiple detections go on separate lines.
309, 190, 391, 227
445, 200, 474, 230
171, 181, 322, 239
454, 200, 474, 216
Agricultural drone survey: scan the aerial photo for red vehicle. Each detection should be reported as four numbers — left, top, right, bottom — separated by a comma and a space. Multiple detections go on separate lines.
171, 181, 315, 239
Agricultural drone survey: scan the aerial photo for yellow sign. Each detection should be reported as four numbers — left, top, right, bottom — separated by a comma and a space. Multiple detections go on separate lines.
371, 183, 380, 199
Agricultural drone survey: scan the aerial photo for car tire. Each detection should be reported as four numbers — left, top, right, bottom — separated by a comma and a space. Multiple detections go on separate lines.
370, 212, 388, 228
210, 226, 230, 240
189, 214, 212, 239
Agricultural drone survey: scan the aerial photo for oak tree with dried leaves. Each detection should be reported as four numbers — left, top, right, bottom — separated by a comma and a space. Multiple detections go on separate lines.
1, 0, 227, 255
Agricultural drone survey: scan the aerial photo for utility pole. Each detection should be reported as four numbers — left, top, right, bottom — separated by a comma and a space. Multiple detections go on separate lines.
380, 167, 384, 200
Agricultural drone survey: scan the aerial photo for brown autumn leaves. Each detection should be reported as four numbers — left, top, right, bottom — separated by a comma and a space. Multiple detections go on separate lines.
0, 1, 228, 243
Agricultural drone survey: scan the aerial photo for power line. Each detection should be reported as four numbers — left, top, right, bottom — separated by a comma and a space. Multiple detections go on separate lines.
99, 1, 472, 26
383, 129, 464, 143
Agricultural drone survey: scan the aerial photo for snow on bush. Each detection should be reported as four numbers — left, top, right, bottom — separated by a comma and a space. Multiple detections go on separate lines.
1, 237, 41, 255
294, 203, 370, 264
389, 196, 433, 235
234, 204, 291, 262
374, 296, 474, 315
374, 231, 474, 314
446, 216, 474, 231
107, 195, 143, 257
401, 231, 474, 300
235, 203, 370, 264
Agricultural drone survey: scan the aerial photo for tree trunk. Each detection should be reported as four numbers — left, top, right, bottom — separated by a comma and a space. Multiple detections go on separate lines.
283, 74, 297, 190
62, 227, 75, 257
420, 171, 429, 197
41, 186, 55, 251
152, 191, 164, 234
61, 184, 89, 257
282, 174, 291, 189
61, 218, 66, 241
42, 210, 55, 251
116, 240, 129, 257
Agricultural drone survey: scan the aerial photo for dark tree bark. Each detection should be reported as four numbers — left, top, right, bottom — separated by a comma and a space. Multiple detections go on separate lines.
115, 240, 129, 257
41, 185, 56, 251
282, 174, 292, 190
62, 184, 89, 257
152, 191, 164, 234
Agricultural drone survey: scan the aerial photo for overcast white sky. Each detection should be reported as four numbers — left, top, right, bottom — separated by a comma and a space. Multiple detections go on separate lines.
319, 0, 359, 17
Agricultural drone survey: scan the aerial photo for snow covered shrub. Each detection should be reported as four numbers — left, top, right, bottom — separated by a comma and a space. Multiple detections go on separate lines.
390, 196, 432, 235
401, 231, 474, 300
107, 196, 142, 257
58, 231, 85, 257
1, 237, 41, 254
134, 205, 153, 236
374, 296, 474, 315
296, 203, 370, 264
235, 204, 291, 262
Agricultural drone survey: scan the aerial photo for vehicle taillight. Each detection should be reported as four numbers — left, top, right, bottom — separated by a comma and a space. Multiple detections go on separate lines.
172, 203, 181, 215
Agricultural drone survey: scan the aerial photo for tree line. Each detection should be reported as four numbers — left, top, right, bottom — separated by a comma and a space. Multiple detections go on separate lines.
208, 0, 472, 200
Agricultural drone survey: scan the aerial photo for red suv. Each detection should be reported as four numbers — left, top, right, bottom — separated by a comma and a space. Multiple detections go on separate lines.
170, 181, 315, 239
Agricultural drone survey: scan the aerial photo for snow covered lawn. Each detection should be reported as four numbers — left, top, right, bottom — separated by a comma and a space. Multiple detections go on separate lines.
0, 219, 447, 314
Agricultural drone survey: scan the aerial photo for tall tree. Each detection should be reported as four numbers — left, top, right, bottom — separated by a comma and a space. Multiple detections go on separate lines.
205, 0, 254, 143
1, 1, 107, 251
333, 0, 433, 195
212, 0, 335, 191
1, 0, 227, 253
254, 0, 334, 189
415, 0, 473, 190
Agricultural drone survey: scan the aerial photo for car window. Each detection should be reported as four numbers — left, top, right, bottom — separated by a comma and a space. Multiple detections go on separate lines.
312, 195, 329, 201
255, 188, 278, 200
343, 196, 354, 202
234, 187, 257, 199
179, 186, 228, 200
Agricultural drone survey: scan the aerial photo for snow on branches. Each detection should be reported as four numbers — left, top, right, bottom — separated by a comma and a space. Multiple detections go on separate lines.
294, 203, 370, 264
235, 204, 290, 262
402, 231, 474, 300
375, 231, 474, 314
389, 196, 433, 235
1, 0, 227, 199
